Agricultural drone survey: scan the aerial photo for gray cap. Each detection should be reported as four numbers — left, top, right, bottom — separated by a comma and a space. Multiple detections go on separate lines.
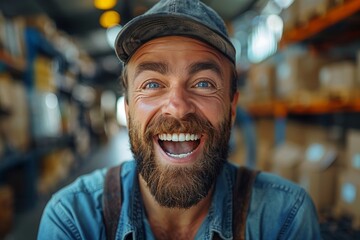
114, 0, 236, 64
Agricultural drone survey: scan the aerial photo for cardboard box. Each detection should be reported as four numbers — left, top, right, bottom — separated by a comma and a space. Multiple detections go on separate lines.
299, 143, 338, 214
276, 52, 328, 100
0, 77, 30, 151
281, 0, 299, 31
0, 185, 14, 238
0, 73, 13, 111
298, 0, 330, 24
246, 62, 276, 103
334, 169, 360, 230
319, 61, 357, 101
346, 129, 360, 171
271, 141, 303, 183
286, 121, 308, 146
6, 81, 30, 151
34, 56, 56, 92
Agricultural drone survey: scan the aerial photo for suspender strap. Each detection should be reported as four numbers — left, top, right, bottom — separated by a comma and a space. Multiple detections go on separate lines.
232, 166, 259, 240
103, 165, 122, 240
102, 165, 259, 240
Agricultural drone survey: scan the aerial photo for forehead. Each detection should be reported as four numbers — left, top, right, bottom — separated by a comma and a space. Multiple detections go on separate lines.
128, 36, 229, 65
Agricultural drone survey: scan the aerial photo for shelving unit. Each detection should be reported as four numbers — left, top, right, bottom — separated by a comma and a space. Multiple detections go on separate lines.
280, 0, 360, 48
244, 97, 360, 117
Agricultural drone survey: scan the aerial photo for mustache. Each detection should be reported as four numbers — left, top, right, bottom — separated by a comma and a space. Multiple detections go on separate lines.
145, 113, 216, 138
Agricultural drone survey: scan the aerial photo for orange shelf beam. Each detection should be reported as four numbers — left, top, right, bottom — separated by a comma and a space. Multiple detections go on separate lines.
0, 50, 26, 73
280, 0, 360, 47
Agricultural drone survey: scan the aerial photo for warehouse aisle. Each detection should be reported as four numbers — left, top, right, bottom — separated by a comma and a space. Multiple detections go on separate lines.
4, 127, 132, 240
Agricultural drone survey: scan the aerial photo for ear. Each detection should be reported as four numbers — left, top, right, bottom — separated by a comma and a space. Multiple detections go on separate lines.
230, 91, 239, 127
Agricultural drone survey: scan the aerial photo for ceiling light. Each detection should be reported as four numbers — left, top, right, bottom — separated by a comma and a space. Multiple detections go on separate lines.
94, 0, 117, 10
100, 11, 121, 28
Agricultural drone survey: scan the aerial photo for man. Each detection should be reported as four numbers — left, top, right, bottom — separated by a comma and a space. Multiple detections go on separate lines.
38, 0, 321, 239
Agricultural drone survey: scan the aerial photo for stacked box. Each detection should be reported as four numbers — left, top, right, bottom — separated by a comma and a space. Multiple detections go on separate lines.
5, 81, 30, 151
0, 74, 30, 151
298, 0, 331, 24
276, 52, 328, 101
0, 185, 14, 238
37, 149, 74, 194
255, 119, 275, 171
246, 62, 276, 103
0, 15, 26, 59
319, 61, 357, 102
281, 0, 299, 31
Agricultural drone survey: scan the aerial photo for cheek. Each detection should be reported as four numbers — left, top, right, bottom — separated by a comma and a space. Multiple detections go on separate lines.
129, 97, 161, 131
195, 98, 230, 125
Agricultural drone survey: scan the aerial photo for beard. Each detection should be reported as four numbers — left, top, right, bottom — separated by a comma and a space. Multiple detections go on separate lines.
128, 112, 232, 209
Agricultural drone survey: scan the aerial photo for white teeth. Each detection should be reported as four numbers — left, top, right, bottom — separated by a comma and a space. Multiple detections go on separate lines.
172, 134, 179, 142
158, 133, 200, 142
167, 151, 192, 158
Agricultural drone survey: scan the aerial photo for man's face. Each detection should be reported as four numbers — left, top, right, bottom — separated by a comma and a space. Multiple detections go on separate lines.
125, 36, 239, 209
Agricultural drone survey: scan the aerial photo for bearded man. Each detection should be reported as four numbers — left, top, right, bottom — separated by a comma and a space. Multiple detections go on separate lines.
38, 0, 321, 239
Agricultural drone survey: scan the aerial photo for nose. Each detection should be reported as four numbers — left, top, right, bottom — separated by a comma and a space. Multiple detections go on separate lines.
162, 86, 195, 119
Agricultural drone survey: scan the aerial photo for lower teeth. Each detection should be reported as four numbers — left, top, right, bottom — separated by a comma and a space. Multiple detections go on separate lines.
166, 151, 192, 158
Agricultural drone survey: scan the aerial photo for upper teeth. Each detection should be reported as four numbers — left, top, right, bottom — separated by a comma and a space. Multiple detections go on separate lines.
158, 133, 200, 142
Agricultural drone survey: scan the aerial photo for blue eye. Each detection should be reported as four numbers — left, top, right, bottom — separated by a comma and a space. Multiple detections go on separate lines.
145, 82, 161, 89
195, 81, 213, 88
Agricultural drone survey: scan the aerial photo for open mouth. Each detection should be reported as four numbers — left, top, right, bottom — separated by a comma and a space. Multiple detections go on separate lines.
158, 133, 201, 159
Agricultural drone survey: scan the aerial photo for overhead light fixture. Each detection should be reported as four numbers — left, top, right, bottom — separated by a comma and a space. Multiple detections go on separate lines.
99, 11, 121, 28
94, 0, 117, 10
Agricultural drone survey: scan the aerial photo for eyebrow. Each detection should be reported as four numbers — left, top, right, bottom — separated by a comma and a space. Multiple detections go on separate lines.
134, 62, 168, 79
187, 60, 223, 78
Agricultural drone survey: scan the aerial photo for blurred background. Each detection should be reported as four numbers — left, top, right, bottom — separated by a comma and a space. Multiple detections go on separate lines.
0, 0, 360, 239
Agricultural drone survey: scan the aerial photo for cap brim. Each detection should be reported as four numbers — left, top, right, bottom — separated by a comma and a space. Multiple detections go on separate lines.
115, 14, 235, 64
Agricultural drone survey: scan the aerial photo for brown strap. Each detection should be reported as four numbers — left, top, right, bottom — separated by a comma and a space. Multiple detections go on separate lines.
103, 165, 122, 240
232, 166, 259, 240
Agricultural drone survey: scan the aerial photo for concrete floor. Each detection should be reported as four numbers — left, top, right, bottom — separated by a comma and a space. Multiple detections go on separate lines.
4, 128, 132, 240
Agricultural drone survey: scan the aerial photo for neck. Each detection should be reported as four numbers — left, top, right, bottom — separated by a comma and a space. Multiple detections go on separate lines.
138, 175, 213, 240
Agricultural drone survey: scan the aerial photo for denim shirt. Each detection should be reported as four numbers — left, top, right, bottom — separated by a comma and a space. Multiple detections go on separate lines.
38, 161, 321, 239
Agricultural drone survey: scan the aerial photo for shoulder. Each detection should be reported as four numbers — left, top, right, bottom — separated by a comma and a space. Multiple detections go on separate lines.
38, 161, 137, 239
49, 160, 136, 206
247, 171, 320, 239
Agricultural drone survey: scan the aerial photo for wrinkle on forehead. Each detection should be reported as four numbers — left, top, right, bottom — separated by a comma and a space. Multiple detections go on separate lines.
129, 36, 226, 65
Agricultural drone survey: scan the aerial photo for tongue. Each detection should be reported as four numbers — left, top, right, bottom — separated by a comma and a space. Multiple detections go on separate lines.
160, 141, 198, 155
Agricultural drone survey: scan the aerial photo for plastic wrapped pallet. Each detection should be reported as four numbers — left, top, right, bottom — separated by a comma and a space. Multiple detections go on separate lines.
29, 90, 62, 139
